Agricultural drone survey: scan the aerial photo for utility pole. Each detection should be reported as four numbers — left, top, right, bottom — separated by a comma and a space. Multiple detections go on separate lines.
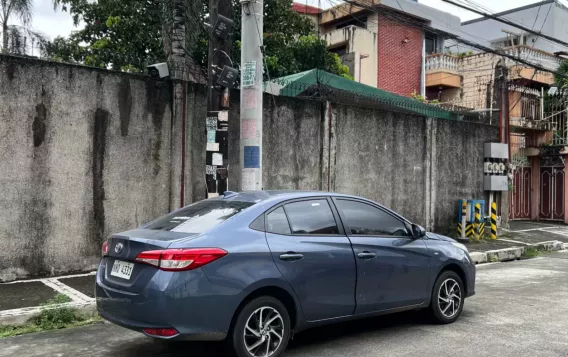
240, 0, 264, 191
206, 0, 233, 197
497, 60, 510, 229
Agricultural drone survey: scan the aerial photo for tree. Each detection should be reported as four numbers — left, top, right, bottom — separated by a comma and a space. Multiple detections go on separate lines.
556, 59, 568, 91
1, 0, 44, 54
46, 0, 351, 78
49, 0, 165, 70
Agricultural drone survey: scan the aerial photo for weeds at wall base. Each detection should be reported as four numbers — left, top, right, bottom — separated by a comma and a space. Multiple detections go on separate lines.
0, 294, 103, 338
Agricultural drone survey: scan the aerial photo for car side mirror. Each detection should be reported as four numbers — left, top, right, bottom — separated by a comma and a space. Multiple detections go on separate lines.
412, 224, 426, 239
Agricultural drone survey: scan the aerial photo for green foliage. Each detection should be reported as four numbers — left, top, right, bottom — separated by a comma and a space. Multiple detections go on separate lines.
0, 294, 102, 338
45, 0, 352, 78
521, 246, 543, 259
555, 59, 568, 90
46, 0, 165, 70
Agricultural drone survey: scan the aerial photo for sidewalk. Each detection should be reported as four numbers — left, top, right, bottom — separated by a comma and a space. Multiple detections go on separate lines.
464, 221, 568, 263
0, 273, 96, 326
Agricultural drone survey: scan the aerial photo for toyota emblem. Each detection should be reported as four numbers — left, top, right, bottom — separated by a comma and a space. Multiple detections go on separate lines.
114, 243, 124, 254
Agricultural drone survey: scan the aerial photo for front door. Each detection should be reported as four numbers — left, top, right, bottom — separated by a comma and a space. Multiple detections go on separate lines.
265, 198, 357, 321
332, 198, 431, 314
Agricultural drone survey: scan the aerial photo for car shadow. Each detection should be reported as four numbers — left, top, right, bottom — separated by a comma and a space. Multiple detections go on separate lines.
107, 311, 434, 357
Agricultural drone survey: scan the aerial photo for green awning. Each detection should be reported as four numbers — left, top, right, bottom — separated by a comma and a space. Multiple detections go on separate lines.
264, 69, 458, 120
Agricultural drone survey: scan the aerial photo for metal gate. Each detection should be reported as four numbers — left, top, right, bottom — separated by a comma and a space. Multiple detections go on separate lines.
509, 134, 531, 220
510, 166, 532, 219
539, 156, 565, 221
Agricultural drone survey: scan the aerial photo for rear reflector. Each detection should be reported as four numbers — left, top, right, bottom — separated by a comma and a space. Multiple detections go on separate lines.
143, 328, 178, 337
101, 241, 109, 257
135, 248, 227, 271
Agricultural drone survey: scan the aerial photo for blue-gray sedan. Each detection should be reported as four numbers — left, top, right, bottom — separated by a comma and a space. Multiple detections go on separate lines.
96, 191, 475, 357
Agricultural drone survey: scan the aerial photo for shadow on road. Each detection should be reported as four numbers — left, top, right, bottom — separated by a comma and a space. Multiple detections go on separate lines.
104, 311, 433, 357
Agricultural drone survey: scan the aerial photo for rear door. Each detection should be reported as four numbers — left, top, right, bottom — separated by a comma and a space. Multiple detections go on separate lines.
265, 198, 357, 321
332, 198, 431, 314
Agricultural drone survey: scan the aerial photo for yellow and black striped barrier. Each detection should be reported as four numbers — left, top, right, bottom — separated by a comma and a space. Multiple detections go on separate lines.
491, 202, 497, 240
474, 203, 481, 240
457, 201, 467, 237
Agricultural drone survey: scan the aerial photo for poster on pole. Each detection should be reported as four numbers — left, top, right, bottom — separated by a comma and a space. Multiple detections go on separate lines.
242, 61, 257, 87
242, 169, 256, 191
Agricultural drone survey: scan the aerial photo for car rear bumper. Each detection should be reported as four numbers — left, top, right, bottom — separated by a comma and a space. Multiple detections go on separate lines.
95, 262, 242, 341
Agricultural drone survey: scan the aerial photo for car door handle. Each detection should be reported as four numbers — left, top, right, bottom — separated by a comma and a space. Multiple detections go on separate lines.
279, 253, 304, 261
357, 252, 376, 259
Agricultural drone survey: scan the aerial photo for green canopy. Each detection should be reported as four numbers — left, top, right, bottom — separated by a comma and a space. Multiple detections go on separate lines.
264, 69, 458, 120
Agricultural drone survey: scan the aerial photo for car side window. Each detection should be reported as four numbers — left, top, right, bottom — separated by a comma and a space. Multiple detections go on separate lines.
335, 199, 410, 237
283, 199, 339, 235
266, 207, 291, 235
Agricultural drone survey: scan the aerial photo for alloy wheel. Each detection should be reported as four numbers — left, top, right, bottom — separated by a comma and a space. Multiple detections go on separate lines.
243, 306, 285, 357
437, 278, 462, 318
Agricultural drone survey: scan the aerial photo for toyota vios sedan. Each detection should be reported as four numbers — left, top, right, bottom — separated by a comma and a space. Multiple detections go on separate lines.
96, 191, 475, 357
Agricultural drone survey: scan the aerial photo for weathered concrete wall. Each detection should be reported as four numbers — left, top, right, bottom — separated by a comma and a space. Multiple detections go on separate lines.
0, 56, 173, 281
0, 55, 498, 280
331, 103, 498, 232
431, 120, 498, 232
226, 94, 323, 194
333, 105, 428, 225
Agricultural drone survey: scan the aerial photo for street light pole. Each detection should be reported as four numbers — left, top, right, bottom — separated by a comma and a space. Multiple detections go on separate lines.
240, 0, 264, 191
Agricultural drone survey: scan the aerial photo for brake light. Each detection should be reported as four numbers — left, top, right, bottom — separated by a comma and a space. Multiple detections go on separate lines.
135, 248, 227, 271
101, 241, 109, 257
143, 328, 178, 337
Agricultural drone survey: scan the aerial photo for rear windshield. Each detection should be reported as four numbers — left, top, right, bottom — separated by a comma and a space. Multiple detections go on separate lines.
145, 200, 254, 233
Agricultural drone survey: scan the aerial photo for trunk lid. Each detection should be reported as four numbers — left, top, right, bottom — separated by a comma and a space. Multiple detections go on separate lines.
102, 229, 198, 293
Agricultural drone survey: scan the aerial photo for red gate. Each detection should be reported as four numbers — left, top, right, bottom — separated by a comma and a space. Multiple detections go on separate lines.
539, 157, 565, 221
510, 166, 531, 219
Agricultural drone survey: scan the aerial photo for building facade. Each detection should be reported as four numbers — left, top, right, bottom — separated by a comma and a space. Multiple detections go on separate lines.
292, 0, 461, 96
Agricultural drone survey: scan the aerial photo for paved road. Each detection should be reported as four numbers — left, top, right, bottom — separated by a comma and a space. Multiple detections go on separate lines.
2, 253, 568, 357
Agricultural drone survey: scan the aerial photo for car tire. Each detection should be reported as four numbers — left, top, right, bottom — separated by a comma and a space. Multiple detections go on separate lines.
230, 296, 291, 357
429, 270, 465, 324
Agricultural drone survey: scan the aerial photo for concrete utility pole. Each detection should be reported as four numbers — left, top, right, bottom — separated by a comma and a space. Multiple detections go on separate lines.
206, 0, 233, 197
240, 0, 264, 191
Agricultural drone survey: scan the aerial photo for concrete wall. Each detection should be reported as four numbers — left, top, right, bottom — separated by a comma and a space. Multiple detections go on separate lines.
0, 56, 174, 281
0, 55, 498, 280
330, 103, 498, 231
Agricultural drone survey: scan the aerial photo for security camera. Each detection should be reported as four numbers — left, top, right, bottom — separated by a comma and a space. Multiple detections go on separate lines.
147, 63, 169, 79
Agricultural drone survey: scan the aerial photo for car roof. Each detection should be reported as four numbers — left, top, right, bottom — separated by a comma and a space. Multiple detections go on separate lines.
215, 190, 356, 204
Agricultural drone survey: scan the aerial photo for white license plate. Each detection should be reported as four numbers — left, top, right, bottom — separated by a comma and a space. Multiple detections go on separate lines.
110, 260, 134, 280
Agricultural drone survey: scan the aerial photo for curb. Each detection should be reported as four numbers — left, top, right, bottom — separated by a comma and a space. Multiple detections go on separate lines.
470, 240, 566, 265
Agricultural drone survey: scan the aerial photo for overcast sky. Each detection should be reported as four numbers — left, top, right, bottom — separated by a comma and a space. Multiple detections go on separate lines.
8, 0, 568, 42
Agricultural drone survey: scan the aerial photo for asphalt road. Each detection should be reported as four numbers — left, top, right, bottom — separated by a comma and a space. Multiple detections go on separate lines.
2, 253, 568, 357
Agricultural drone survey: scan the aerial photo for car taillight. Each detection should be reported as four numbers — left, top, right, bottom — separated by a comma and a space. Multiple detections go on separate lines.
135, 248, 227, 271
143, 328, 178, 337
101, 241, 109, 257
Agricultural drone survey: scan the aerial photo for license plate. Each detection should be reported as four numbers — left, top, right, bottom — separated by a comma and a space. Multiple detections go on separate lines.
110, 260, 134, 280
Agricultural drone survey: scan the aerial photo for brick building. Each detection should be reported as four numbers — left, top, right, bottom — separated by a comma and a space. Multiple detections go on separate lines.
292, 0, 461, 97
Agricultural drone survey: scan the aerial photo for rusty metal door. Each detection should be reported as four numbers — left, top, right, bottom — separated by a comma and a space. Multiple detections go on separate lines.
539, 157, 565, 221
509, 166, 531, 220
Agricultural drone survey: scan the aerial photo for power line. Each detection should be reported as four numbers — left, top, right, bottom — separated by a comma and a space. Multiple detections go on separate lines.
339, 0, 568, 80
443, 0, 568, 49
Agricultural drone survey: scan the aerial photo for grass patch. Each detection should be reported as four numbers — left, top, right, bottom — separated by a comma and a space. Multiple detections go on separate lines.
0, 294, 102, 338
488, 255, 499, 263
521, 246, 544, 259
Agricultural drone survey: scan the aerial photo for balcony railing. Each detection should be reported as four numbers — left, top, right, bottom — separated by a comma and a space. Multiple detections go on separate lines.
503, 45, 563, 72
425, 54, 459, 72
